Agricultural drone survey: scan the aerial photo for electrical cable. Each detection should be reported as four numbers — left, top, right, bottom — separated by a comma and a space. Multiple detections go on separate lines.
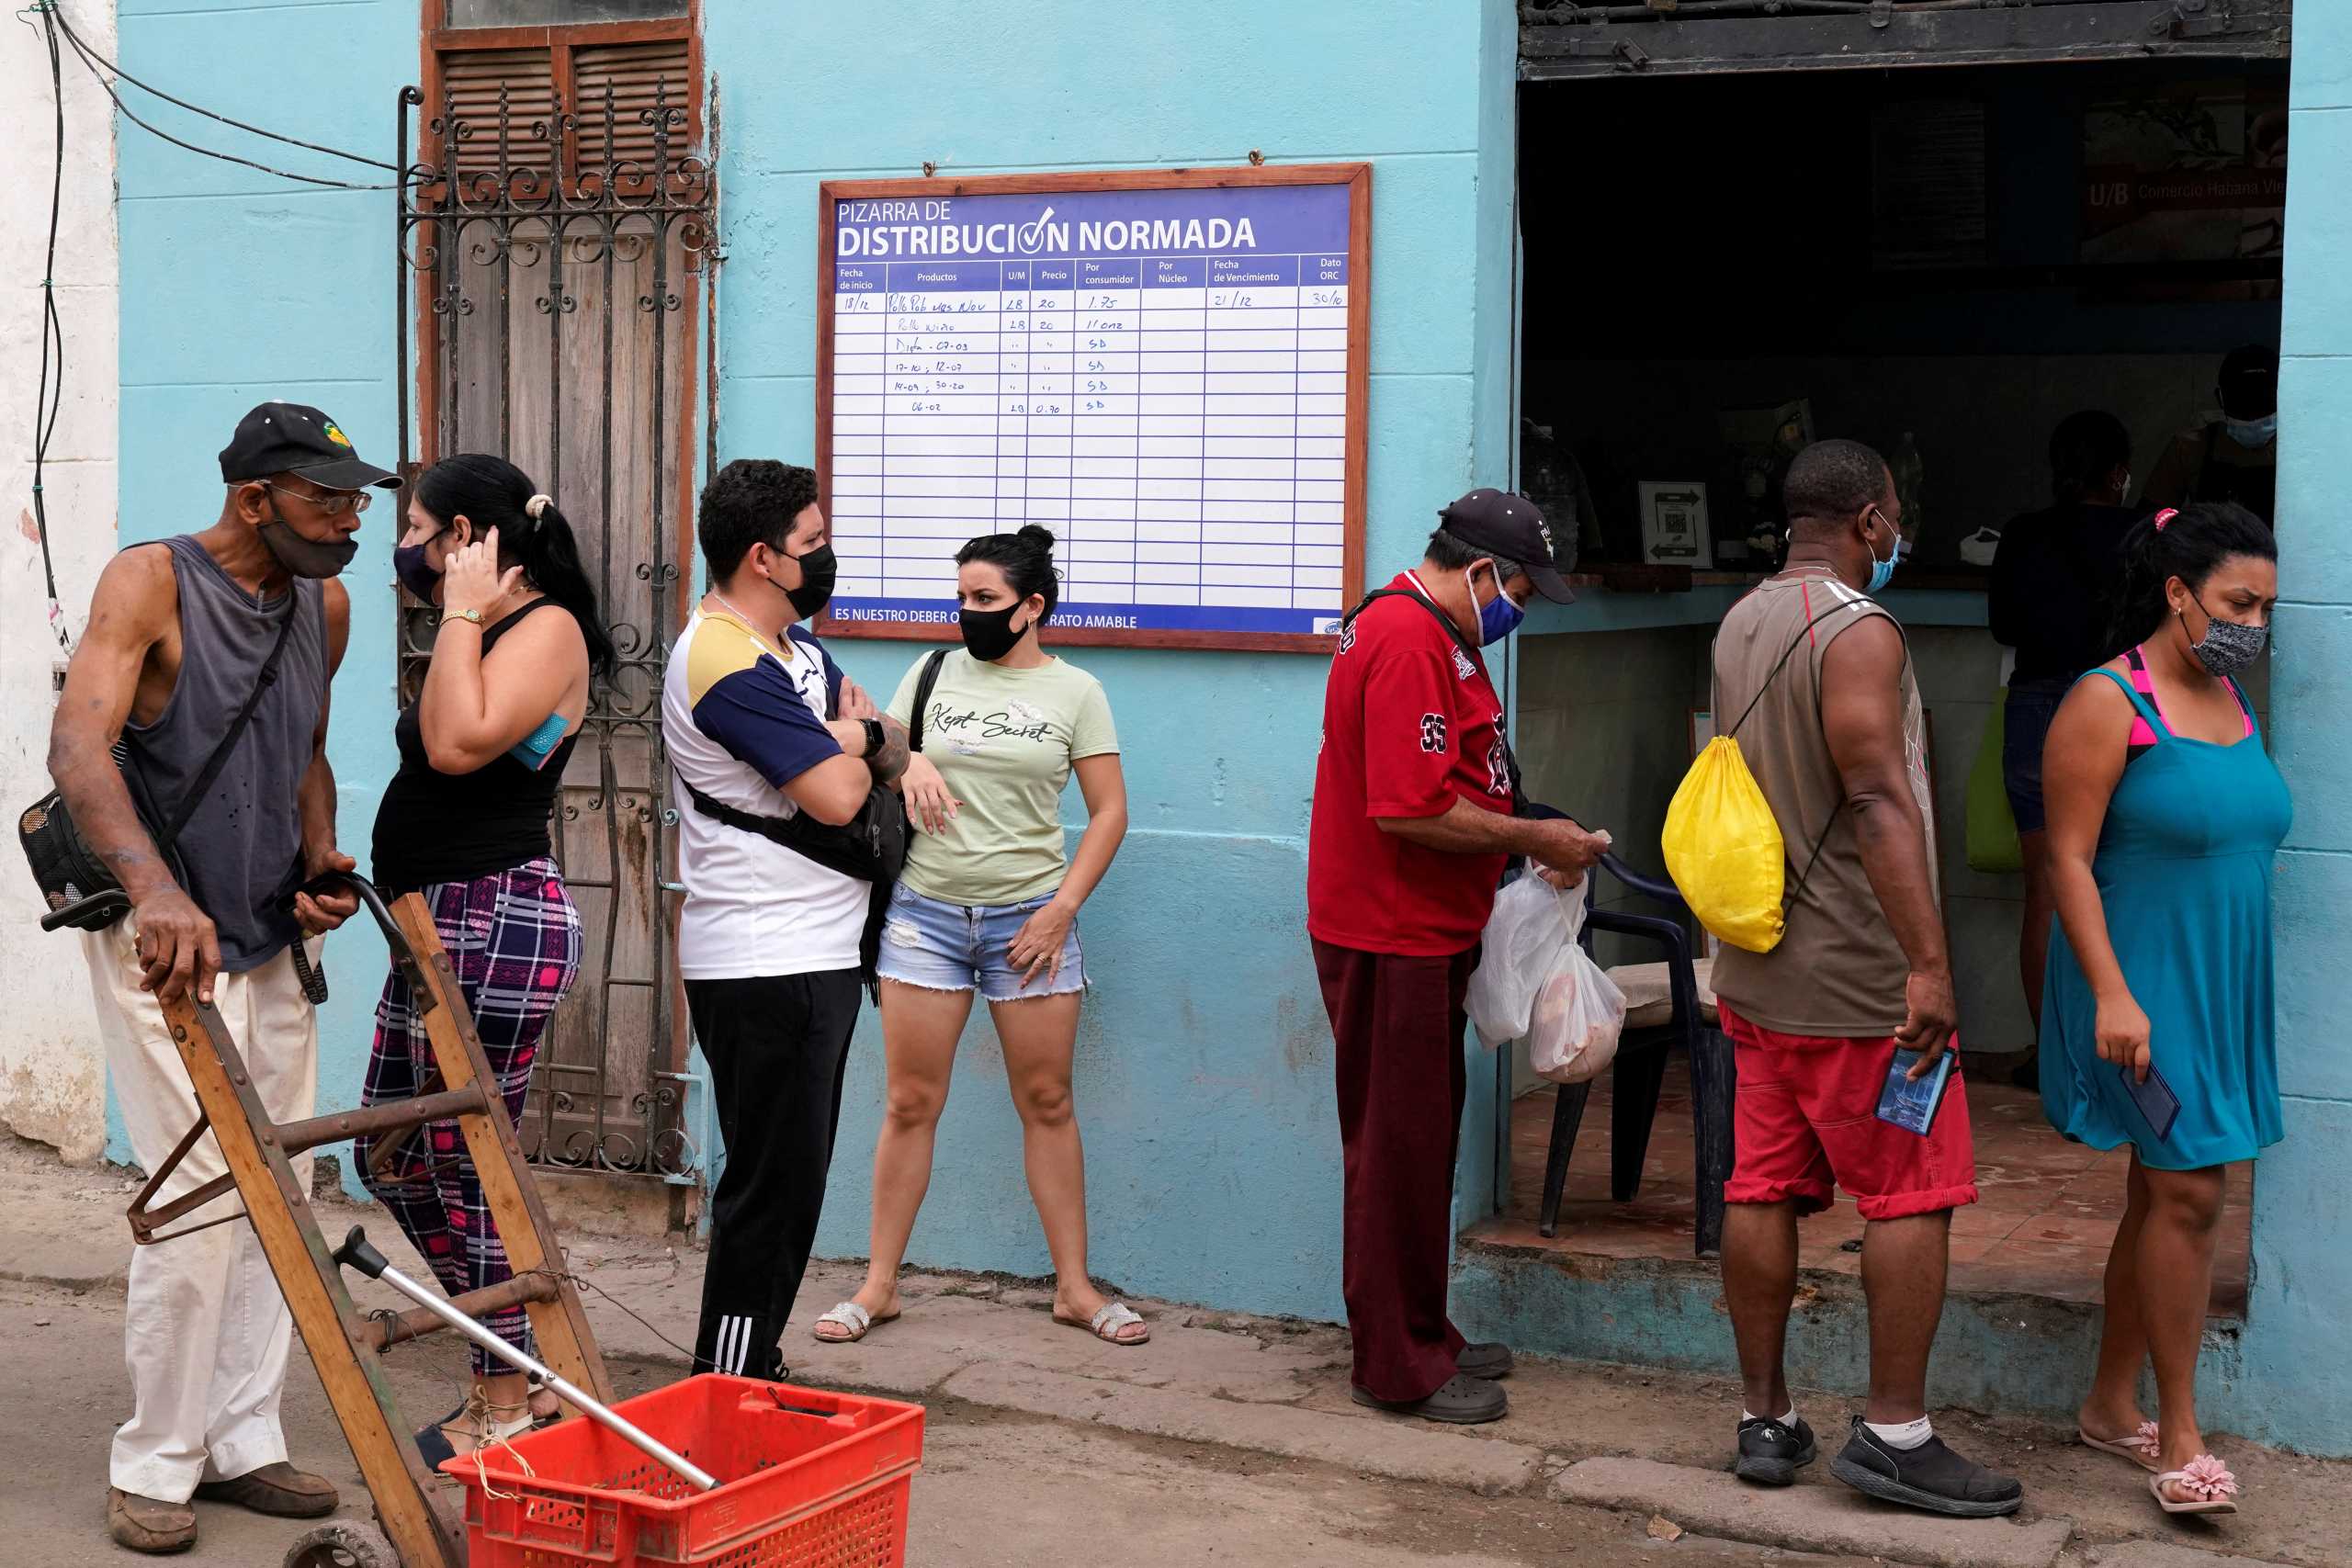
42, 0, 401, 174
52, 16, 401, 192
24, 3, 72, 654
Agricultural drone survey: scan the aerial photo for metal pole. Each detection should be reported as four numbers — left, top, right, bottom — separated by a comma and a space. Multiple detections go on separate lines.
331, 1226, 718, 1491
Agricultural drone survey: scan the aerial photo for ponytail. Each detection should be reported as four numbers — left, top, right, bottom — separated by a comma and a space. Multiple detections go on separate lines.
2104, 500, 2275, 659
414, 453, 616, 678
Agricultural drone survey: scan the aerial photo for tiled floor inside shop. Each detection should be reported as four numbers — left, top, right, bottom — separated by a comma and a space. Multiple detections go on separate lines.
1482, 1055, 2252, 1316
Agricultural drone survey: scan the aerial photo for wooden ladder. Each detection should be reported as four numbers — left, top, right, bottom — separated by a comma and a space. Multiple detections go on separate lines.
127, 878, 613, 1568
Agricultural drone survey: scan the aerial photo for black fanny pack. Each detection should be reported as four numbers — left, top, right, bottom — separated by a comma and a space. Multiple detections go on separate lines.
20, 597, 300, 933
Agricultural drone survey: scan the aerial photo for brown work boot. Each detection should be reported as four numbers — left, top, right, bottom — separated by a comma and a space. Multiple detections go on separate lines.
107, 1488, 197, 1554
193, 1461, 339, 1518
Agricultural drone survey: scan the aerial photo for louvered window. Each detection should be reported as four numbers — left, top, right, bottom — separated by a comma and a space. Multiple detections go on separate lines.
429, 12, 697, 190
574, 38, 694, 178
440, 47, 558, 176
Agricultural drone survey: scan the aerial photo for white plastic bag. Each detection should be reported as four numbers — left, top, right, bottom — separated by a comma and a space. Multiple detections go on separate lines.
1524, 893, 1627, 1086
1466, 875, 1574, 1050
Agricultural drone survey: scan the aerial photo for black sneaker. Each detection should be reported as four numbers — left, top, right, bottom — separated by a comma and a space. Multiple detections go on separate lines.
1350, 1373, 1508, 1425
1734, 1415, 1816, 1485
1829, 1417, 2023, 1517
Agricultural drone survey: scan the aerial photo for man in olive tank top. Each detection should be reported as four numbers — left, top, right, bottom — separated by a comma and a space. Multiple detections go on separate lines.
47, 403, 388, 1553
1708, 441, 2021, 1517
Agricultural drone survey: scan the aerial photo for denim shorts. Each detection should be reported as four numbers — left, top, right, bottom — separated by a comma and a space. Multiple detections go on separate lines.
876, 884, 1085, 1001
2003, 679, 2073, 834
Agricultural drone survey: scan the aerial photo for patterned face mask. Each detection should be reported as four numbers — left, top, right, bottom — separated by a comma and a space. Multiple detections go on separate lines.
2185, 598, 2269, 679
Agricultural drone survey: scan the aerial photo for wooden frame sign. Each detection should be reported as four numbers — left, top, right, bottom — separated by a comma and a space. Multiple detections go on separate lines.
817, 164, 1370, 651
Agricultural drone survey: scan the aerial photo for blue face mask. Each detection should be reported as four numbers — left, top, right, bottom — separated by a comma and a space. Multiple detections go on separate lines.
1473, 567, 1525, 646
2223, 412, 2278, 448
1865, 509, 1902, 596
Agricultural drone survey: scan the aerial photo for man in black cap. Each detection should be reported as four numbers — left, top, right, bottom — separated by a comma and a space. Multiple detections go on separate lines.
1306, 489, 1610, 1425
48, 401, 394, 1552
2141, 344, 2279, 525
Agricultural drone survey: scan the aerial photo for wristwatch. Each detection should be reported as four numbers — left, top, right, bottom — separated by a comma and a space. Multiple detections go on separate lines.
445, 607, 484, 626
859, 717, 886, 757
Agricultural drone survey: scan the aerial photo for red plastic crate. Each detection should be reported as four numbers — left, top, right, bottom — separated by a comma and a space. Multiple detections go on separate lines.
443, 1374, 924, 1566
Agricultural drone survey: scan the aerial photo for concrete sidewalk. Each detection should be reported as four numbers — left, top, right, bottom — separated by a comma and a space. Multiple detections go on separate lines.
8, 1139, 2346, 1568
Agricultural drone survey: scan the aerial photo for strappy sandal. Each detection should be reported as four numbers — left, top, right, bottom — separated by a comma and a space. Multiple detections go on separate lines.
1056, 1300, 1149, 1346
810, 1301, 899, 1344
415, 1391, 535, 1470
2152, 1454, 2241, 1516
2077, 1419, 2162, 1472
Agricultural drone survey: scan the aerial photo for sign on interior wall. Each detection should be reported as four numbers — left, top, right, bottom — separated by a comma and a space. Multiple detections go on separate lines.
1869, 99, 1988, 273
2081, 80, 2286, 299
817, 164, 1371, 650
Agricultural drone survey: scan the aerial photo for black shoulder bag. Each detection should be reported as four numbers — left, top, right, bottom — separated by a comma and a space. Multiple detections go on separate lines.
21, 596, 302, 933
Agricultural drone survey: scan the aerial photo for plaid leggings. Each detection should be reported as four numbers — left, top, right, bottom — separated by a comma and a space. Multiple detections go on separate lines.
357, 860, 582, 1375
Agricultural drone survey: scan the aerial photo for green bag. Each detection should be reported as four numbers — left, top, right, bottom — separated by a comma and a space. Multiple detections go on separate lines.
1966, 694, 2023, 874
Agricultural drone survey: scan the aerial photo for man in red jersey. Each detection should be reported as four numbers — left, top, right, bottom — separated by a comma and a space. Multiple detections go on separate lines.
1308, 490, 1610, 1424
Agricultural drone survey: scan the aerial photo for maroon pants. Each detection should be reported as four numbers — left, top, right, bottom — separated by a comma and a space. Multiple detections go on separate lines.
1313, 938, 1475, 1403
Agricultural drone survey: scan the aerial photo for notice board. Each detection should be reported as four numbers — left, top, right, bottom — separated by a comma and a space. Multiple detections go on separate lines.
816, 164, 1370, 650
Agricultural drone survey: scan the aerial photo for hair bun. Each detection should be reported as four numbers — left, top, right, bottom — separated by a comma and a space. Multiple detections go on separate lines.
1014, 524, 1057, 551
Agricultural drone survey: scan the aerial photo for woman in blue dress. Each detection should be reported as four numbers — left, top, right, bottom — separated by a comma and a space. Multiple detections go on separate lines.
2040, 500, 2285, 1517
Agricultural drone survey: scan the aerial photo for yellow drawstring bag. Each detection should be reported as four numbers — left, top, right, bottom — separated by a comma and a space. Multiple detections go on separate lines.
1663, 736, 1788, 953
1665, 611, 1846, 953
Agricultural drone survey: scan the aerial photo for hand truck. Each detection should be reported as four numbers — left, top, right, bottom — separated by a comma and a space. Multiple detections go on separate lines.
103, 874, 620, 1568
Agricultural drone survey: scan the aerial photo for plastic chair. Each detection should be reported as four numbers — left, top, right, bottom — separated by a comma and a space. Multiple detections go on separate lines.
1535, 852, 1737, 1258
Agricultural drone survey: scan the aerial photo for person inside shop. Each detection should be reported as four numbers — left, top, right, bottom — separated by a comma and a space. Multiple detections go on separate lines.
661, 458, 910, 1382
811, 524, 1143, 1350
2139, 344, 2278, 526
1710, 439, 2022, 1518
2038, 501, 2284, 1518
1306, 489, 1610, 1427
47, 401, 383, 1553
1989, 411, 2143, 1085
358, 453, 613, 1464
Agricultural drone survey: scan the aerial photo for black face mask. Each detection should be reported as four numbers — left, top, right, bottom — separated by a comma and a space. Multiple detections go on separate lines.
783, 541, 837, 621
258, 508, 357, 580
392, 540, 443, 602
958, 603, 1030, 662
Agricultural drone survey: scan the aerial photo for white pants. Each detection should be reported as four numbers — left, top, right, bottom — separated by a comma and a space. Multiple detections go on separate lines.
81, 920, 320, 1503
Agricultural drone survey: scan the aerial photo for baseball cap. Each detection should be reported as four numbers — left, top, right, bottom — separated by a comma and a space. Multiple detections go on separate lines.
1437, 488, 1576, 604
219, 402, 401, 491
2218, 344, 2278, 419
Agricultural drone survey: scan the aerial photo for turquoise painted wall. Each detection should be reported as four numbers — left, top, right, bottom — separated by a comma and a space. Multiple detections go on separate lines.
705, 0, 1523, 1320
106, 0, 1524, 1325
2239, 2, 2352, 1456
108, 0, 414, 1168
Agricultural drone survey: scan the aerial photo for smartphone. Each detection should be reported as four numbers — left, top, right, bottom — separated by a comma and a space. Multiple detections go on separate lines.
2122, 1062, 2181, 1144
1875, 1047, 1956, 1137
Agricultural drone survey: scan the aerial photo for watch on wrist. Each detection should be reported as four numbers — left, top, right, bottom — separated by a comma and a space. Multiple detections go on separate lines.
860, 717, 886, 757
446, 607, 484, 626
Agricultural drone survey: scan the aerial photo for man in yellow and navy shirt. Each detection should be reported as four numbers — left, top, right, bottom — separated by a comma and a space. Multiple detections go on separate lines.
661, 458, 908, 1381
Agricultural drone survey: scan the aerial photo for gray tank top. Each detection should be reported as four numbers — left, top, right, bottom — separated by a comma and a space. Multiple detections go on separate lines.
120, 536, 329, 972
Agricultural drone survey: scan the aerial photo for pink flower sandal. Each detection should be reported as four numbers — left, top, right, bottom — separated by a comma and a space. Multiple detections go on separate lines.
2151, 1453, 2240, 1516
2077, 1420, 2162, 1473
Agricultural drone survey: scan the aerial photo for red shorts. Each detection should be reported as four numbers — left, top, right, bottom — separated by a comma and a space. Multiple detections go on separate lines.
1718, 1002, 1979, 1221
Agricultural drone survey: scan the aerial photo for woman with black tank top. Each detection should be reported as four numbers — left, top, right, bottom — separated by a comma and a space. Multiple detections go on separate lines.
357, 454, 615, 1462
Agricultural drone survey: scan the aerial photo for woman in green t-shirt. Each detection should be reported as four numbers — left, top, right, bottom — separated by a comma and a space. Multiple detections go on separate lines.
812, 526, 1146, 1348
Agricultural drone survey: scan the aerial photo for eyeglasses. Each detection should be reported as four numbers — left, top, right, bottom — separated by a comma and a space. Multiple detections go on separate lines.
264, 482, 371, 517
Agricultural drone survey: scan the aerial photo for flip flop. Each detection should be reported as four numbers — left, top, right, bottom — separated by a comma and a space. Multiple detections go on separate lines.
2152, 1454, 2241, 1516
1056, 1300, 1150, 1346
810, 1301, 898, 1344
2077, 1420, 2162, 1472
